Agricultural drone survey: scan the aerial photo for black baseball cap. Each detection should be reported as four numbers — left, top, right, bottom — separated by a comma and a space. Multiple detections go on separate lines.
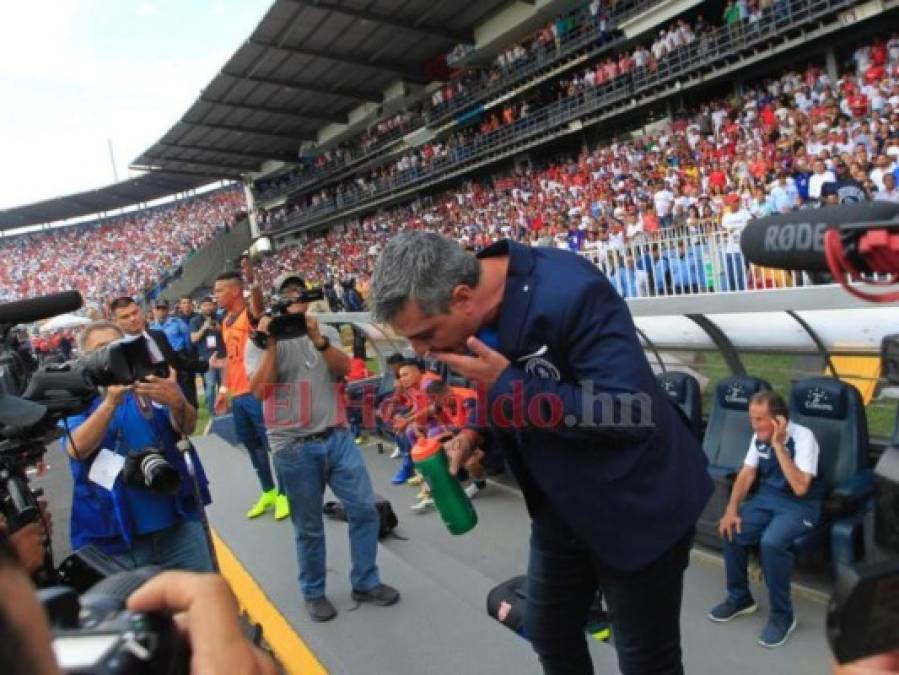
154, 299, 169, 309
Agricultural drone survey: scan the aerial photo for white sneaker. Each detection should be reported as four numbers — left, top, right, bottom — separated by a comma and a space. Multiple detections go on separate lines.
410, 498, 434, 513
389, 446, 401, 459
464, 483, 483, 499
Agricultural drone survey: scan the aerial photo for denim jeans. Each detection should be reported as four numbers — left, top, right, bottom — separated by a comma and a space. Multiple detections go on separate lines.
109, 519, 214, 572
203, 368, 221, 418
723, 492, 820, 624
273, 428, 381, 600
231, 393, 278, 493
525, 507, 691, 675
723, 252, 747, 291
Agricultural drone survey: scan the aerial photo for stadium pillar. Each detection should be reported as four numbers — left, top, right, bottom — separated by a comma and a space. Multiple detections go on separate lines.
243, 183, 260, 239
825, 47, 839, 82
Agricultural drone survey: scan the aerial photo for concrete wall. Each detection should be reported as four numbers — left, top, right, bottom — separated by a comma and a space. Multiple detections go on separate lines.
160, 218, 252, 301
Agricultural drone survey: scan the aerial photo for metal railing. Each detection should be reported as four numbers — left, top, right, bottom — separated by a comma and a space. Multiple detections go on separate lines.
580, 226, 889, 299
253, 116, 422, 203
269, 0, 854, 233
426, 0, 659, 125
255, 0, 657, 205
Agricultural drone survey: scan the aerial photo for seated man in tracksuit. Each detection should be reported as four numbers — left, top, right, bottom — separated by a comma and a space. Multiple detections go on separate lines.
708, 390, 822, 649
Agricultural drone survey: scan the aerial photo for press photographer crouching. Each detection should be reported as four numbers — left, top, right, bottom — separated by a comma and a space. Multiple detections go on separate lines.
60, 321, 213, 572
245, 273, 398, 622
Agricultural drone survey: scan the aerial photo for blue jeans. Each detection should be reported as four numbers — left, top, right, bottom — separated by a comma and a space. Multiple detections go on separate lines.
525, 507, 691, 675
723, 253, 747, 291
110, 519, 213, 572
723, 492, 820, 624
203, 368, 221, 418
273, 428, 381, 600
231, 394, 278, 493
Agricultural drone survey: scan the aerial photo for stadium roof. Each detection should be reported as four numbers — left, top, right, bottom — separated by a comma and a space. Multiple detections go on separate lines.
133, 0, 510, 178
0, 172, 220, 230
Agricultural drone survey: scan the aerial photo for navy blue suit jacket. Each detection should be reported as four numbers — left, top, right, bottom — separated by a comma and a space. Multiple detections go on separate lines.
474, 240, 713, 571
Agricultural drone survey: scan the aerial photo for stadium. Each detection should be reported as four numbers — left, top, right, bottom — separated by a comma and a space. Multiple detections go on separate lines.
2, 0, 899, 673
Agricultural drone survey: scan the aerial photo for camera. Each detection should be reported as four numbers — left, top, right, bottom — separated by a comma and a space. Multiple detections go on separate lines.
123, 449, 181, 495
43, 567, 189, 674
263, 287, 324, 342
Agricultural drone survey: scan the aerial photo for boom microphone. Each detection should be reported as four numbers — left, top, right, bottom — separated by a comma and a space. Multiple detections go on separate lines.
0, 291, 83, 326
740, 202, 899, 273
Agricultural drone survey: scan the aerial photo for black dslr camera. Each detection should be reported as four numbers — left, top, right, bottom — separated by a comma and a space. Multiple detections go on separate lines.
253, 287, 325, 345
827, 334, 899, 663
44, 567, 189, 674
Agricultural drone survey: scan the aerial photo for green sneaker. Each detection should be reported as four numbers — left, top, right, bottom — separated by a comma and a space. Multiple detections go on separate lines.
247, 490, 277, 519
274, 494, 290, 521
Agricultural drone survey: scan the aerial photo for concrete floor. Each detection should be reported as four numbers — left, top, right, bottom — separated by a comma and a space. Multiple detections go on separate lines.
38, 431, 837, 674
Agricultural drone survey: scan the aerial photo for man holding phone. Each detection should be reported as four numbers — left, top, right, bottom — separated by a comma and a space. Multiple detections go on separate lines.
708, 390, 822, 649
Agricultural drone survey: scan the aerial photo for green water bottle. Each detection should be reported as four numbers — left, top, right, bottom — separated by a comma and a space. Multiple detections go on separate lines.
412, 437, 478, 535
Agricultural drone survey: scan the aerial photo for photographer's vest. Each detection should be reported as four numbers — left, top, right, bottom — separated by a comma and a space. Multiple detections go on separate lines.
222, 307, 252, 396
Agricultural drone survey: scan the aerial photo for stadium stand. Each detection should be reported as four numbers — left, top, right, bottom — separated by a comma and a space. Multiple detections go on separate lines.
0, 187, 246, 306
254, 32, 899, 300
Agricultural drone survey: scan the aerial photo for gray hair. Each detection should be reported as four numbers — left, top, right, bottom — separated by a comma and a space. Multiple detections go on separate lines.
78, 321, 123, 353
370, 231, 480, 324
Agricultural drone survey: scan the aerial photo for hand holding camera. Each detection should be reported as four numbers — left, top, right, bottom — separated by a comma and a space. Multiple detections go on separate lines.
134, 375, 185, 410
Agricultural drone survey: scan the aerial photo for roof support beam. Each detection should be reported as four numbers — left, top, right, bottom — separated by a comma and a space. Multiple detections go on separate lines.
223, 71, 381, 103
284, 0, 471, 44
132, 165, 242, 181
181, 120, 314, 141
142, 153, 254, 173
199, 96, 343, 124
249, 38, 425, 82
159, 141, 296, 164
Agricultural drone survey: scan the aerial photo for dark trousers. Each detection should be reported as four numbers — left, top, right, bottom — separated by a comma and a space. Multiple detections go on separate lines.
525, 508, 691, 675
175, 350, 198, 408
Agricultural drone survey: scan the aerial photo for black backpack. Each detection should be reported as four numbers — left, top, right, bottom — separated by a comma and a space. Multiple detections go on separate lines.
323, 495, 399, 540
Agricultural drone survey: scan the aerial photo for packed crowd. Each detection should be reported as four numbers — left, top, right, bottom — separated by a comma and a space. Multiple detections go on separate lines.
256, 35, 899, 299
0, 187, 246, 306
255, 10, 728, 227
253, 0, 635, 206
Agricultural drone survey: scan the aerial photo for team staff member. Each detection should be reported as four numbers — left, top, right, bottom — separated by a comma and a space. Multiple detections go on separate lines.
370, 231, 713, 675
213, 266, 288, 521
61, 321, 213, 572
191, 296, 226, 420
246, 273, 399, 623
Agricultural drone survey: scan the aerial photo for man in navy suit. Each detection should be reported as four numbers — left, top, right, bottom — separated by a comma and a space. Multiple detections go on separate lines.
370, 231, 713, 675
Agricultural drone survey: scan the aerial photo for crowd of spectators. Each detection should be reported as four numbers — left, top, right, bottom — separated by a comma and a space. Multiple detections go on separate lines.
255, 10, 724, 228
255, 35, 899, 300
0, 187, 246, 307
252, 0, 638, 206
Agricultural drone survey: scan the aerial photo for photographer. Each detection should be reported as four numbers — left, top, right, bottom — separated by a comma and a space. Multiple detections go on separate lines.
0, 528, 276, 675
190, 296, 225, 420
60, 321, 213, 572
108, 296, 180, 385
245, 273, 399, 623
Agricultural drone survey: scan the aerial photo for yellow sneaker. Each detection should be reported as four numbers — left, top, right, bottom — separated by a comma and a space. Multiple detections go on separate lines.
406, 474, 424, 486
247, 489, 277, 519
274, 494, 290, 520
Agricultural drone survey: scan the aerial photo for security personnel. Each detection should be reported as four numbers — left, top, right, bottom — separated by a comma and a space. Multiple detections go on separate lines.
370, 232, 713, 675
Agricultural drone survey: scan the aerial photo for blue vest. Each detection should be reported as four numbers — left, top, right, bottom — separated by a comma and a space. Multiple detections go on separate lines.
755, 435, 824, 503
62, 393, 211, 554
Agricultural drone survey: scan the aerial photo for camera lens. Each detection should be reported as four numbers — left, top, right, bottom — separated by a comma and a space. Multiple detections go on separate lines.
139, 453, 181, 495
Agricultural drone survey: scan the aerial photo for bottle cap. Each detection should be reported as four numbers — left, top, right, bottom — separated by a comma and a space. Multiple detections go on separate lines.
411, 437, 443, 462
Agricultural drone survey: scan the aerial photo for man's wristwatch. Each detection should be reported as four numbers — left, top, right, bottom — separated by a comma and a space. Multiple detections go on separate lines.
313, 336, 330, 352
